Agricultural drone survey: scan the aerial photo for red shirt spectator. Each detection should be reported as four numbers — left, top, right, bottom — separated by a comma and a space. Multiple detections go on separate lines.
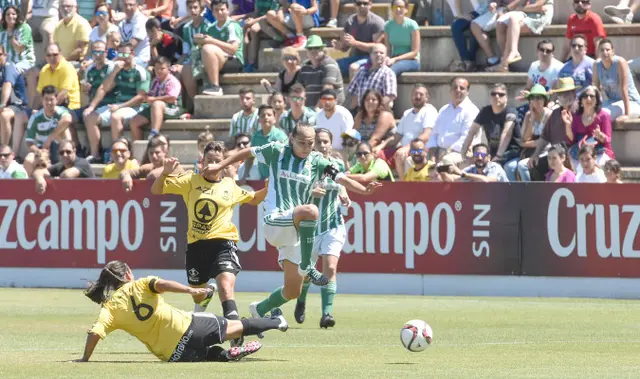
566, 10, 606, 58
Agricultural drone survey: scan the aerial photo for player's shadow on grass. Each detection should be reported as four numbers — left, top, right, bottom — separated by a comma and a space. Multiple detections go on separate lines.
385, 362, 417, 365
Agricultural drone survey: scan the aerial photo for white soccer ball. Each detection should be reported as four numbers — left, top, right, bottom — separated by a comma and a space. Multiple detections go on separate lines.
400, 319, 433, 352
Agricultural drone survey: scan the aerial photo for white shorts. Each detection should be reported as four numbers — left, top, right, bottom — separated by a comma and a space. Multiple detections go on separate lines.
95, 105, 140, 127
284, 13, 315, 31
263, 210, 301, 267
312, 225, 346, 261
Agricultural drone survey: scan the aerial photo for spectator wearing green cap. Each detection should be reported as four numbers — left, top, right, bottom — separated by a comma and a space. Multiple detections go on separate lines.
298, 34, 344, 107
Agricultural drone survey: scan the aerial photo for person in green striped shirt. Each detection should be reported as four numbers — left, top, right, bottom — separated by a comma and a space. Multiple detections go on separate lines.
294, 127, 350, 329
0, 5, 35, 74
200, 123, 381, 326
279, 83, 316, 135
229, 87, 258, 136
242, 104, 288, 180
179, 0, 210, 108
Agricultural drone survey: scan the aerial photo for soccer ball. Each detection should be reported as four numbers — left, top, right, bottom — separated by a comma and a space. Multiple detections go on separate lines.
400, 320, 433, 352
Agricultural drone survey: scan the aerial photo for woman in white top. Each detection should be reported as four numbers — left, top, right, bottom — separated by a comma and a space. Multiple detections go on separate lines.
576, 144, 607, 183
90, 3, 119, 44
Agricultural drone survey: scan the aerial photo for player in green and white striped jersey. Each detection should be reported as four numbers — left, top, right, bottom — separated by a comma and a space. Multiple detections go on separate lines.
201, 123, 381, 327
294, 128, 350, 329
229, 88, 258, 136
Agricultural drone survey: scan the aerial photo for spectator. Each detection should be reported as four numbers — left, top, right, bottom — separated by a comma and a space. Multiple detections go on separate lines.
382, 0, 420, 76
603, 159, 623, 183
593, 39, 640, 122
189, 0, 243, 97
557, 34, 594, 92
444, 143, 509, 182
102, 137, 139, 179
353, 89, 395, 152
403, 138, 433, 182
504, 84, 551, 181
53, 0, 91, 63
229, 0, 255, 21
106, 29, 121, 59
467, 0, 510, 71
23, 85, 72, 175
575, 144, 606, 183
567, 85, 614, 173
0, 6, 35, 74
141, 0, 173, 22
33, 139, 94, 194
120, 134, 184, 191
33, 43, 81, 111
29, 0, 58, 44
339, 128, 360, 170
193, 126, 214, 173
315, 88, 353, 151
450, 0, 502, 72
269, 91, 286, 122
298, 35, 344, 107
529, 77, 578, 181
129, 56, 182, 140
79, 40, 116, 159
118, 0, 151, 66
604, 0, 640, 24
243, 0, 283, 72
348, 141, 395, 182
229, 87, 258, 136
384, 83, 437, 181
426, 77, 480, 166
278, 0, 320, 47
331, 0, 385, 77
260, 47, 300, 96
461, 83, 520, 170
545, 143, 575, 182
279, 83, 316, 134
242, 104, 288, 180
177, 0, 209, 105
524, 40, 563, 93
347, 43, 397, 110
90, 3, 119, 44
146, 17, 183, 65
234, 133, 261, 180
325, 0, 338, 27
0, 44, 29, 157
0, 144, 27, 178
83, 43, 150, 162
561, 0, 605, 61
489, 0, 554, 72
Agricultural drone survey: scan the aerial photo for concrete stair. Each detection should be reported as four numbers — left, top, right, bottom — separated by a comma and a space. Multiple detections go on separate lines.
257, 24, 640, 73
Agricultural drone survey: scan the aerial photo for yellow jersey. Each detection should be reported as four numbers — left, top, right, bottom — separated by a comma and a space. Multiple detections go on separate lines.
404, 163, 433, 182
102, 160, 139, 179
162, 172, 255, 244
89, 276, 192, 362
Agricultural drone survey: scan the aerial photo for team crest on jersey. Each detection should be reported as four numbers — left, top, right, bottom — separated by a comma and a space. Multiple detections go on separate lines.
279, 170, 310, 183
194, 199, 218, 223
221, 190, 231, 201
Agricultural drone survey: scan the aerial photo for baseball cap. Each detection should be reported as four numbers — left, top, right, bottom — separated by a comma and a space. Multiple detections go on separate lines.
341, 129, 362, 141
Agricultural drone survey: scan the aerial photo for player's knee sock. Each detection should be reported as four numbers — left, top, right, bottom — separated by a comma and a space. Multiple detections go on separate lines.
222, 299, 240, 320
298, 280, 310, 303
205, 346, 229, 362
241, 317, 281, 336
298, 220, 318, 271
256, 287, 288, 316
321, 281, 337, 315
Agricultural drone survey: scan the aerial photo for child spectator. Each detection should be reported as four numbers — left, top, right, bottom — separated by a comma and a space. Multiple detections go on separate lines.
603, 159, 623, 183
545, 144, 575, 182
194, 126, 214, 173
575, 144, 606, 183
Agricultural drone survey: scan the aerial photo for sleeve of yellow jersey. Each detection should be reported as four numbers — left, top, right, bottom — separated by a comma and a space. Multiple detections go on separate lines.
162, 171, 193, 196
138, 276, 161, 294
232, 179, 255, 205
89, 307, 115, 339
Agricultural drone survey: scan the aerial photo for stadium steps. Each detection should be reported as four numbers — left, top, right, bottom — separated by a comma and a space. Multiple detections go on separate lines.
257, 24, 640, 73
90, 163, 196, 177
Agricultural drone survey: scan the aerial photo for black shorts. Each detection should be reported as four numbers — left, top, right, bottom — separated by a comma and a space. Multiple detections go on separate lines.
168, 313, 228, 362
186, 239, 242, 286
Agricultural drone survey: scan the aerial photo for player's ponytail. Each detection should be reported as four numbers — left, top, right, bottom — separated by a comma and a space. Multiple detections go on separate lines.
84, 261, 131, 304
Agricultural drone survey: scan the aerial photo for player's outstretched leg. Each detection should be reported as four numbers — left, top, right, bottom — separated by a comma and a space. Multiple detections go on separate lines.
204, 342, 263, 362
320, 254, 339, 328
294, 205, 328, 286
294, 279, 310, 324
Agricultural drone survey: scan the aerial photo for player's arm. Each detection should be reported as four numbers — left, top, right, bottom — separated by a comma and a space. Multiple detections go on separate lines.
202, 147, 254, 178
245, 179, 268, 205
75, 332, 101, 362
154, 278, 209, 297
150, 157, 180, 195
324, 164, 381, 195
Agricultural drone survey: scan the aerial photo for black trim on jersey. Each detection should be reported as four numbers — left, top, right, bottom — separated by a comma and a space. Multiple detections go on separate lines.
323, 164, 340, 180
149, 278, 159, 293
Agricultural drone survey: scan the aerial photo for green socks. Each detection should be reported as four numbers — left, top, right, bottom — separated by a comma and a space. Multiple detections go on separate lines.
298, 280, 311, 304
298, 220, 317, 271
321, 281, 337, 315
256, 287, 288, 317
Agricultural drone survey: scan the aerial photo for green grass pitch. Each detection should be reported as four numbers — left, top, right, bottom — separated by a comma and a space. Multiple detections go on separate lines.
1, 288, 640, 379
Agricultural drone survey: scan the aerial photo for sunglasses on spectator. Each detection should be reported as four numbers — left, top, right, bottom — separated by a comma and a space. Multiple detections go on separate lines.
283, 55, 298, 61
95, 10, 108, 16
474, 152, 488, 159
59, 150, 74, 156
321, 97, 336, 102
582, 93, 596, 99
342, 140, 357, 147
355, 1, 370, 6
491, 92, 506, 98
538, 48, 553, 54
46, 53, 59, 58
111, 148, 129, 153
393, 5, 404, 11
236, 140, 250, 148
0, 153, 10, 158
409, 149, 424, 155
356, 151, 370, 157
571, 43, 585, 49
574, 0, 590, 4
291, 96, 305, 102
117, 52, 132, 58
92, 50, 105, 56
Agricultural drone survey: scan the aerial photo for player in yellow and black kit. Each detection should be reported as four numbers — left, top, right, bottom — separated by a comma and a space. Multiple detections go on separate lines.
77, 260, 288, 362
151, 141, 267, 347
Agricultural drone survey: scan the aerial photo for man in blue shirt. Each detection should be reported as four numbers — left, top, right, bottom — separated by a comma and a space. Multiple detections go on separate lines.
0, 44, 29, 158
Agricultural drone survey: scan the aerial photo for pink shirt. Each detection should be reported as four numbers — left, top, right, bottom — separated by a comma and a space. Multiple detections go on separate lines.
545, 169, 576, 183
149, 74, 181, 103
571, 109, 615, 158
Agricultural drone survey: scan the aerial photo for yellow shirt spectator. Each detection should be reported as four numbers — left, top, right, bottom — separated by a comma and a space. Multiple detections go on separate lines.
53, 13, 92, 61
404, 162, 434, 182
37, 57, 81, 110
103, 159, 139, 179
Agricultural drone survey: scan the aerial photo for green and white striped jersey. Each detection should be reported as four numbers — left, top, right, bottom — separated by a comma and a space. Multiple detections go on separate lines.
312, 156, 346, 234
230, 109, 258, 136
25, 107, 70, 147
251, 141, 335, 226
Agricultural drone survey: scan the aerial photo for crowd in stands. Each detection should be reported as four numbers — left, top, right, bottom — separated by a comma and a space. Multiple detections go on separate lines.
0, 0, 637, 187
